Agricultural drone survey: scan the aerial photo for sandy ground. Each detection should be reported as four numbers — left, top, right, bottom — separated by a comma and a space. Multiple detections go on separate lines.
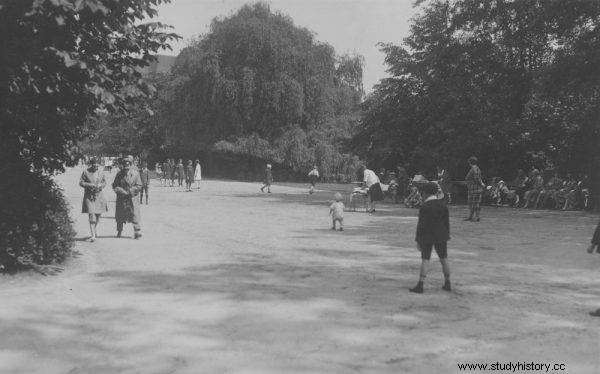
1, 166, 600, 374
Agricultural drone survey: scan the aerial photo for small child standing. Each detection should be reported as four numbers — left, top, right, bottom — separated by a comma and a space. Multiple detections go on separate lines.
329, 192, 345, 231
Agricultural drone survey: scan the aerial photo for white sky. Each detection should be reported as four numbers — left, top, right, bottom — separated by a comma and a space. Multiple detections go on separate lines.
154, 0, 418, 92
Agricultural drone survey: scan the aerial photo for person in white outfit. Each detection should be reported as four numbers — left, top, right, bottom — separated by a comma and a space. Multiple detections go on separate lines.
362, 165, 383, 213
308, 165, 319, 194
194, 159, 202, 189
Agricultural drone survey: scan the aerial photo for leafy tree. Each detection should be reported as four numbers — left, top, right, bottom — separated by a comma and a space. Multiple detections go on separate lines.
357, 0, 600, 182
165, 2, 363, 179
1, 0, 177, 173
0, 0, 178, 271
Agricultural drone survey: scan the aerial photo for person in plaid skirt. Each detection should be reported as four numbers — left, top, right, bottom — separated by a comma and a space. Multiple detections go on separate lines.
464, 156, 486, 222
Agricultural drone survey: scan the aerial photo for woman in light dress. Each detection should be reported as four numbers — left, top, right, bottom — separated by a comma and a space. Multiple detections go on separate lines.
194, 159, 202, 189
79, 157, 108, 242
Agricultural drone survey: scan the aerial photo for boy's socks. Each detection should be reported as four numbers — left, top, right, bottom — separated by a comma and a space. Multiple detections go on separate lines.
409, 281, 424, 293
442, 279, 451, 291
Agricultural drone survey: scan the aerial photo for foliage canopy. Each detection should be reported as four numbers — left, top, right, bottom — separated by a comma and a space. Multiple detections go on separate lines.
357, 0, 600, 180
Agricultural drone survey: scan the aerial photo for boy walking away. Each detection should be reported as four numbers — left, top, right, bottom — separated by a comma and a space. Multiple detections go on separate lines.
260, 164, 273, 193
308, 165, 320, 194
410, 182, 451, 294
185, 160, 194, 191
139, 161, 150, 204
330, 192, 344, 231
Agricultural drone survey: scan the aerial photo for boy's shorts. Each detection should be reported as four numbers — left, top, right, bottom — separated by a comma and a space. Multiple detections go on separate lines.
419, 241, 447, 260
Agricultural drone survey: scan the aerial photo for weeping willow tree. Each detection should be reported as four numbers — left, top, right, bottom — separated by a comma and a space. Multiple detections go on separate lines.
165, 2, 364, 180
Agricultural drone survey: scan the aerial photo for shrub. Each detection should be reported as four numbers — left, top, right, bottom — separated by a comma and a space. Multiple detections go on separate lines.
0, 169, 75, 273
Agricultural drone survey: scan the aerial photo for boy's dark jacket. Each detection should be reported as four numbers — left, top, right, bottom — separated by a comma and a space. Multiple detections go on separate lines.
416, 198, 450, 244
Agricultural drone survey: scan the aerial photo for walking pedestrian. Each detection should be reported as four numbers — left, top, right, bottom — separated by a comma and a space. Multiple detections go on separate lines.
194, 159, 202, 189
260, 164, 273, 193
409, 182, 451, 293
588, 220, 600, 316
308, 165, 319, 194
161, 158, 170, 186
79, 157, 108, 242
113, 156, 142, 239
139, 161, 150, 204
176, 159, 184, 187
185, 160, 194, 191
169, 159, 177, 187
464, 156, 485, 222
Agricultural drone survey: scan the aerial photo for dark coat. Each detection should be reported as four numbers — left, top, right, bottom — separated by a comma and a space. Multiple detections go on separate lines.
185, 165, 194, 182
415, 198, 450, 245
264, 168, 273, 184
113, 168, 142, 223
140, 168, 150, 186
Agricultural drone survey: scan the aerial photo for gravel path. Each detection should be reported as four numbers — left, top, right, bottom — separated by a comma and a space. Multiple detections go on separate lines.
1, 166, 599, 373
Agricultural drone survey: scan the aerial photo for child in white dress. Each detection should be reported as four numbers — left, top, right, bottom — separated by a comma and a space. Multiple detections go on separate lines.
329, 192, 345, 231
194, 159, 202, 189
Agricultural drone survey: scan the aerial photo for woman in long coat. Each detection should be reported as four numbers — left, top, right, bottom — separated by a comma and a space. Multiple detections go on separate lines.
464, 156, 485, 222
113, 156, 142, 239
79, 157, 108, 242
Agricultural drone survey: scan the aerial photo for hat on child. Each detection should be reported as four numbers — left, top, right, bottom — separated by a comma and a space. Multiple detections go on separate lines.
334, 192, 343, 201
267, 164, 272, 169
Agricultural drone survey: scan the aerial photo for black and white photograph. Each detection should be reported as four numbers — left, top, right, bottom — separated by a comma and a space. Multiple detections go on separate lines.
1, 0, 600, 373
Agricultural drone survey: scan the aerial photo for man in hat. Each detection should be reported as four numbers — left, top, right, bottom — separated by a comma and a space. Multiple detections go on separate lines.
112, 156, 142, 239
410, 182, 451, 294
261, 164, 273, 193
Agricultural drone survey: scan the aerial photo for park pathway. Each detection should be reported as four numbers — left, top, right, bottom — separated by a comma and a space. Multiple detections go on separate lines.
1, 167, 599, 373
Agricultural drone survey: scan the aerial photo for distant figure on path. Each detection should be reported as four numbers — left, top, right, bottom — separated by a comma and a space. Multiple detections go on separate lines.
168, 159, 176, 187
260, 164, 273, 193
113, 156, 142, 239
161, 159, 170, 186
308, 165, 319, 194
175, 159, 185, 187
79, 157, 108, 242
588, 220, 600, 317
139, 161, 150, 204
410, 182, 451, 294
361, 165, 383, 213
464, 156, 485, 222
587, 220, 600, 254
185, 160, 194, 192
396, 164, 409, 201
194, 159, 202, 189
436, 165, 451, 204
329, 192, 344, 231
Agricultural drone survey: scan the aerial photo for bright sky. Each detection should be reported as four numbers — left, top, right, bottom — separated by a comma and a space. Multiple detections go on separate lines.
154, 0, 418, 92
